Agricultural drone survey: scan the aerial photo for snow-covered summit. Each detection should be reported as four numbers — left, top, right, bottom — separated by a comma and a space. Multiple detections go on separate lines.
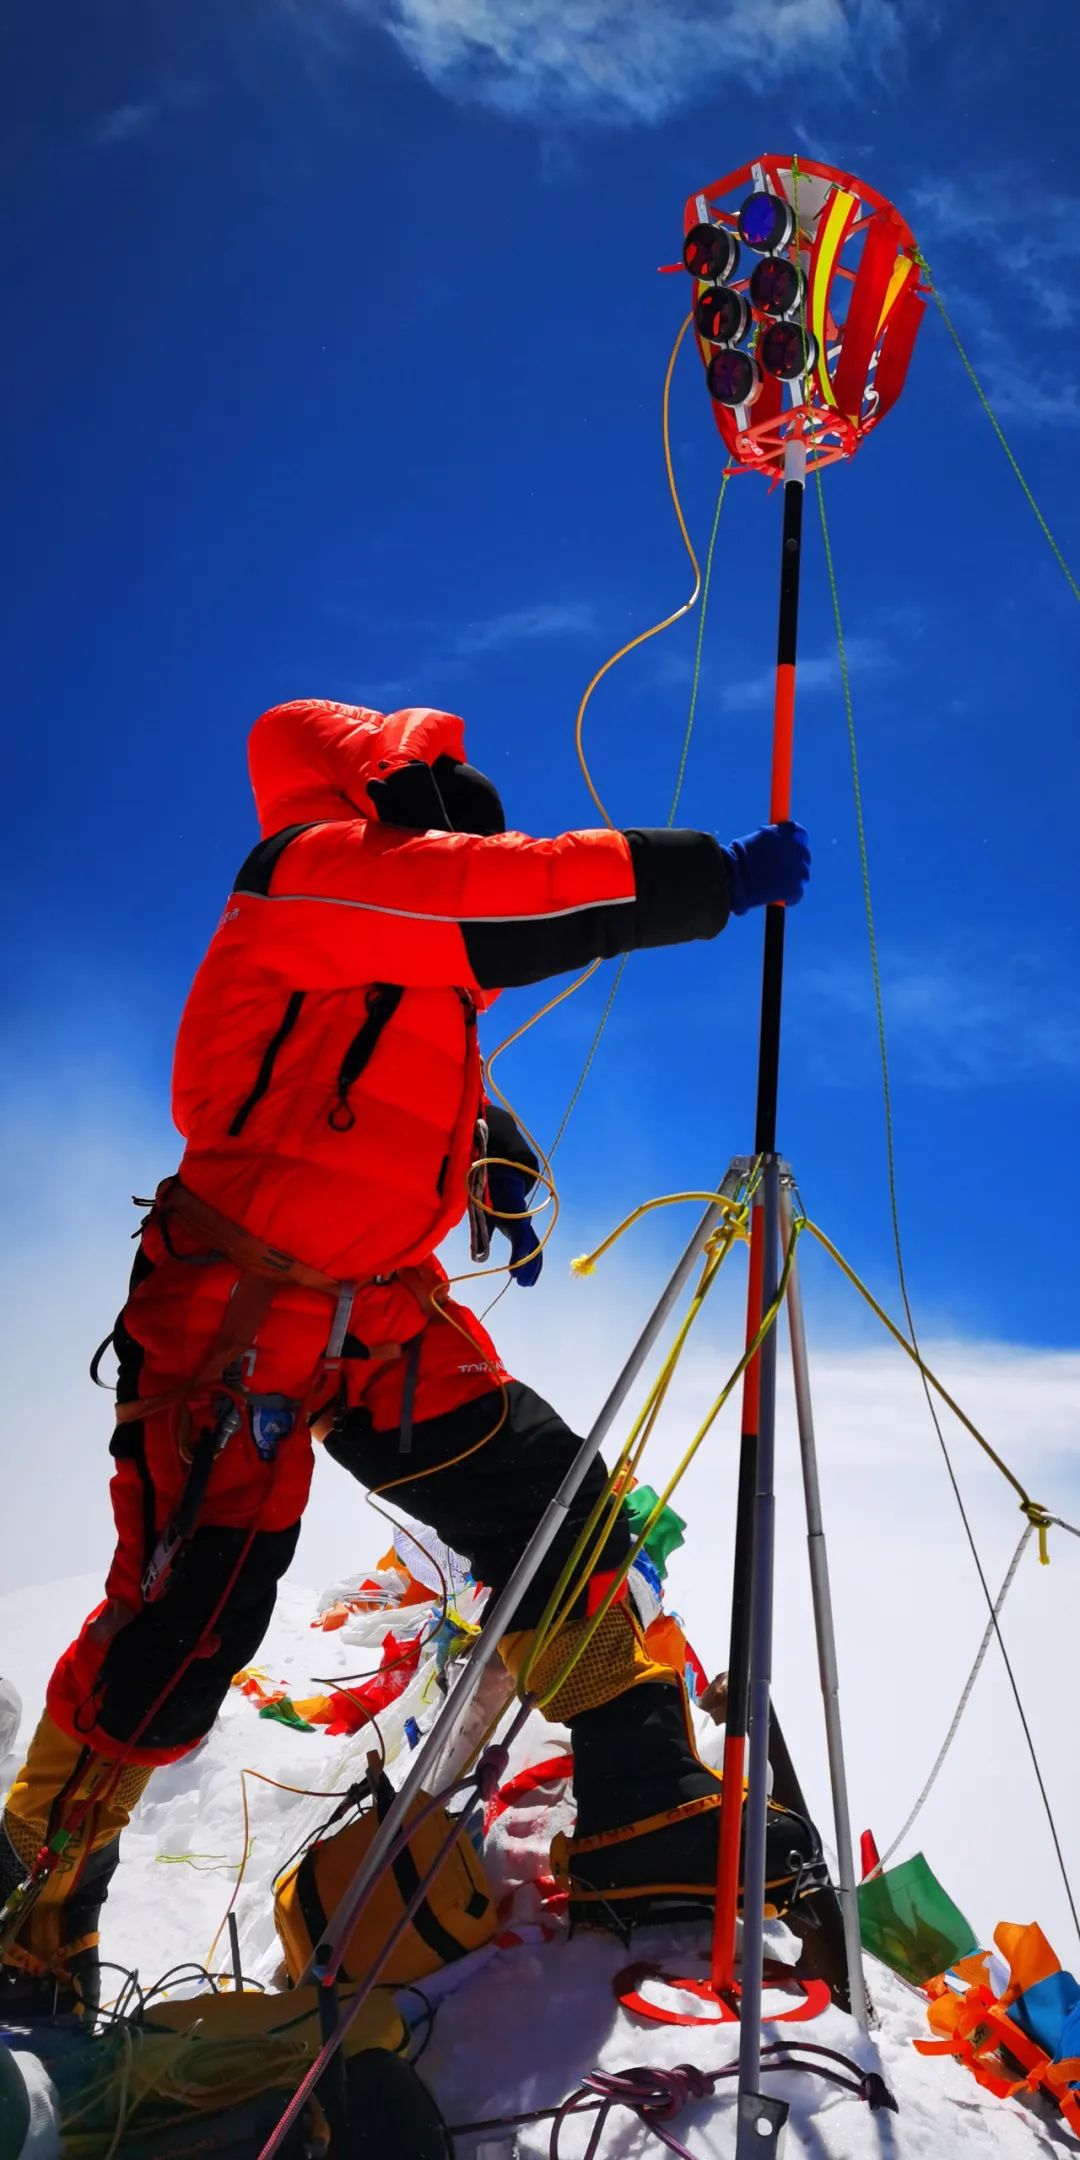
0, 1566, 1069, 2157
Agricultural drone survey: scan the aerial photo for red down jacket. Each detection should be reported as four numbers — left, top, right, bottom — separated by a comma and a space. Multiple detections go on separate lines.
168, 699, 733, 1286
46, 691, 740, 1733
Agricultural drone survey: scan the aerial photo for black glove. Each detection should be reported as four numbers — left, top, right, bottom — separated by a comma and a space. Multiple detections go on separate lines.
482, 1104, 543, 1289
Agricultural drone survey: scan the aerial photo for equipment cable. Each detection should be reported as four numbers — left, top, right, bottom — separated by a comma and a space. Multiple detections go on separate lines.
873, 1522, 1034, 1876
915, 254, 1080, 609
815, 471, 1080, 1941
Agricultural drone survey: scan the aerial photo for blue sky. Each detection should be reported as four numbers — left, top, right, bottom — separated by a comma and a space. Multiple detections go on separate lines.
5, 3, 1080, 1359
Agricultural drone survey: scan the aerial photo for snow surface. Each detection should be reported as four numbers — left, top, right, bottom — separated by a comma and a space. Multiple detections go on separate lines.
1, 1566, 1074, 2158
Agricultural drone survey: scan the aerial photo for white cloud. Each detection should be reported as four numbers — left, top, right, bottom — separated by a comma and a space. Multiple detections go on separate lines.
0, 1071, 177, 1595
482, 1243, 1080, 1959
799, 942, 1080, 1087
964, 318, 1080, 429
454, 599, 598, 657
344, 0, 914, 124
720, 633, 890, 712
915, 173, 1080, 332
914, 170, 1080, 429
90, 102, 157, 147
322, 596, 597, 686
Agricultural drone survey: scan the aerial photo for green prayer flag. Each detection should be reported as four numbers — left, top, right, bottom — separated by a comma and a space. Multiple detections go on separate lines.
624, 1486, 687, 1578
857, 1852, 978, 1986
258, 1698, 315, 1733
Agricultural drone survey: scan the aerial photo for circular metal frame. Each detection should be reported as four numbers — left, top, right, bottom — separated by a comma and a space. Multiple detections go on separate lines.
680, 154, 926, 478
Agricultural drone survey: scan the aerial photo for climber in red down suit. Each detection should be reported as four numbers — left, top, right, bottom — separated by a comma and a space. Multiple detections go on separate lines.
1, 699, 815, 2011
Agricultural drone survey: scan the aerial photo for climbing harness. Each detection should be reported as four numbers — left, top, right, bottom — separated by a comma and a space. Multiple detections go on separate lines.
0, 1184, 445, 1959
114, 1177, 440, 1604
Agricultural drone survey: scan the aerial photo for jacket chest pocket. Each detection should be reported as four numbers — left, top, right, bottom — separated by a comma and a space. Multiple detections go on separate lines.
226, 984, 406, 1141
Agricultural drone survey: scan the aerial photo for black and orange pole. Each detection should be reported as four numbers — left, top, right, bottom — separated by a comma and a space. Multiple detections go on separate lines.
713, 432, 806, 2129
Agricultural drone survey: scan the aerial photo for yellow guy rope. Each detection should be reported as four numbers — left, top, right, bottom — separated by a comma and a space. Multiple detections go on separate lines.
799, 1216, 1056, 1545
472, 311, 723, 1323
526, 1207, 750, 1674
915, 250, 1080, 609
518, 1184, 1080, 1707
482, 310, 707, 1114
575, 311, 702, 828
546, 467, 729, 1164
521, 1186, 794, 1704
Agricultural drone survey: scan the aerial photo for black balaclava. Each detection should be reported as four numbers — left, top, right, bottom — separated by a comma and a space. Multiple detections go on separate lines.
369, 754, 506, 836
432, 755, 506, 835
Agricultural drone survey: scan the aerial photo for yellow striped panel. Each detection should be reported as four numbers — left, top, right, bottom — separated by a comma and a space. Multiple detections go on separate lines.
875, 252, 915, 337
810, 188, 856, 409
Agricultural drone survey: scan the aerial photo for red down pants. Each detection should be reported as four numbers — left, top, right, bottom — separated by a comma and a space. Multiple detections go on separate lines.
46, 1260, 512, 1769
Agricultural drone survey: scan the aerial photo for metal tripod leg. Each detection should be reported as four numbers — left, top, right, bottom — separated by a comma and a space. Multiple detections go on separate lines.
734, 1156, 784, 2156
781, 1187, 870, 2032
299, 1193, 729, 1987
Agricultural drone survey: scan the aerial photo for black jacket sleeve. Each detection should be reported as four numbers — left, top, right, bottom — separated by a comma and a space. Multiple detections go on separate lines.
461, 830, 731, 989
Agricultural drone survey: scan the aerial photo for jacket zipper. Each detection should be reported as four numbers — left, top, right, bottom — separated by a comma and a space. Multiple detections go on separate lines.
228, 991, 307, 1137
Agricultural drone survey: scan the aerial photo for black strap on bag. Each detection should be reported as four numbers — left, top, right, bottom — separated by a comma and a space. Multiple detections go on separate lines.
293, 1773, 490, 1982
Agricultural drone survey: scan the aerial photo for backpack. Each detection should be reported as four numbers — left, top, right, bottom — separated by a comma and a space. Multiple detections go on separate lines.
274, 1772, 496, 1986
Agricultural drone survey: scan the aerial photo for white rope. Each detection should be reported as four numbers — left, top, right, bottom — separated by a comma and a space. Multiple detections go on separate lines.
873, 1522, 1034, 1875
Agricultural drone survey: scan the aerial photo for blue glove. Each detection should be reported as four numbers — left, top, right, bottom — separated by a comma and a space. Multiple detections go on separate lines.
719, 821, 811, 915
485, 1162, 543, 1288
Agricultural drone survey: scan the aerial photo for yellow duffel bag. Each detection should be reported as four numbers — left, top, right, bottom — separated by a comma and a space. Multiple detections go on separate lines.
274, 1773, 496, 1987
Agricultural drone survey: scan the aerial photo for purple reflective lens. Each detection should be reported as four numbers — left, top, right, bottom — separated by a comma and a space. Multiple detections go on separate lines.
759, 320, 819, 380
749, 256, 803, 319
707, 348, 762, 407
738, 191, 795, 255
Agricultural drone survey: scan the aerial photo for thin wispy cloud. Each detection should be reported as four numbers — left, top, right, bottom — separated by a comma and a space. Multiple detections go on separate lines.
720, 632, 890, 712
340, 0, 918, 125
323, 596, 597, 695
799, 941, 1080, 1087
453, 599, 597, 657
914, 168, 1080, 429
914, 171, 1080, 332
951, 312, 1080, 429
90, 102, 157, 148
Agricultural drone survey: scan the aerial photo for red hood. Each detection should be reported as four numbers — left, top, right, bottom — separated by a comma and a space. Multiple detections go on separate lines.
248, 700, 468, 837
